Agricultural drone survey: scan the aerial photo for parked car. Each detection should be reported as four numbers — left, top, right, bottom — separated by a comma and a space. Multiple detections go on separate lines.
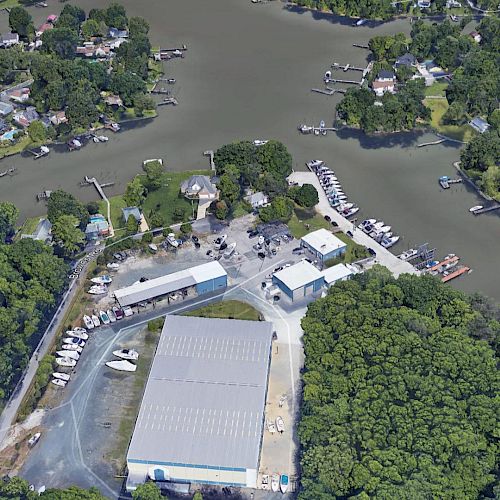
347, 230, 353, 237
324, 215, 331, 222
248, 230, 259, 238
192, 235, 199, 243
273, 295, 280, 302
368, 248, 376, 256
292, 247, 303, 254
258, 252, 266, 259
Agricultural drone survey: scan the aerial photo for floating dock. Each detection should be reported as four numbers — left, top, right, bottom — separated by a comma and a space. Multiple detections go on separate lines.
311, 87, 346, 95
0, 167, 16, 178
472, 203, 500, 215
441, 266, 470, 283
418, 139, 446, 148
332, 62, 364, 72
36, 190, 52, 201
439, 176, 462, 189
28, 146, 49, 159
426, 255, 459, 273
352, 43, 369, 49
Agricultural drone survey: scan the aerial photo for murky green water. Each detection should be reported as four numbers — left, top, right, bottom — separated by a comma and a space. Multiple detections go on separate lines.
0, 0, 497, 299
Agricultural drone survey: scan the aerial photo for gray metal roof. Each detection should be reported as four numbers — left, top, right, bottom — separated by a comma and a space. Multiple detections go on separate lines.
127, 315, 273, 471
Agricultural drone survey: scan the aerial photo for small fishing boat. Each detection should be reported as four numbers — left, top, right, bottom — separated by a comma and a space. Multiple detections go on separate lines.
271, 474, 280, 493
107, 309, 116, 323
343, 206, 360, 217
148, 243, 158, 253
88, 286, 107, 295
319, 120, 326, 128
55, 357, 76, 368
92, 315, 101, 327
337, 203, 354, 211
105, 360, 137, 372
51, 378, 67, 388
63, 337, 85, 347
91, 275, 112, 285
381, 235, 400, 248
267, 420, 276, 434
73, 327, 87, 335
99, 310, 110, 325
306, 159, 324, 169
52, 372, 70, 381
253, 139, 268, 146
280, 474, 289, 494
56, 350, 80, 361
378, 225, 391, 234
469, 205, 483, 213
67, 330, 88, 340
83, 315, 94, 330
113, 306, 124, 320
97, 135, 108, 142
261, 474, 269, 490
224, 242, 236, 258
359, 219, 376, 228
28, 432, 41, 447
276, 416, 285, 433
61, 344, 82, 353
107, 262, 120, 270
113, 349, 139, 361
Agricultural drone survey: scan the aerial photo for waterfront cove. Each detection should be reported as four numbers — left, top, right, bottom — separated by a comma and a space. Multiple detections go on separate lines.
0, 0, 498, 299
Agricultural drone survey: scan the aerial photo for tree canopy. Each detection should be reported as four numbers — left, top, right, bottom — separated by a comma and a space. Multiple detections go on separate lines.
46, 189, 89, 228
289, 183, 319, 208
299, 268, 499, 499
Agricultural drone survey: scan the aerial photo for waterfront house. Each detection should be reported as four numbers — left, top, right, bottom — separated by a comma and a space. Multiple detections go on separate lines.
22, 218, 52, 244
372, 70, 396, 96
85, 215, 110, 241
50, 110, 68, 125
300, 228, 347, 265
245, 191, 269, 209
0, 102, 14, 117
108, 27, 129, 39
36, 22, 53, 37
13, 107, 39, 128
0, 33, 20, 48
394, 53, 417, 69
8, 88, 30, 103
469, 117, 490, 134
103, 94, 123, 107
469, 31, 482, 43
105, 37, 127, 50
122, 206, 143, 223
180, 175, 219, 201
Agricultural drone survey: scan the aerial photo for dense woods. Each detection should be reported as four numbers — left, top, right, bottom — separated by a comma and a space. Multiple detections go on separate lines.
0, 203, 68, 402
291, 0, 395, 20
299, 268, 499, 499
0, 478, 106, 499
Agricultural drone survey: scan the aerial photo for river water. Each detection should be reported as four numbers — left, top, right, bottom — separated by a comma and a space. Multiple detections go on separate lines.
0, 0, 498, 299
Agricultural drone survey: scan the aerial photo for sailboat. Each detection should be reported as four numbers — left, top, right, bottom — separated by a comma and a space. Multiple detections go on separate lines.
113, 349, 139, 361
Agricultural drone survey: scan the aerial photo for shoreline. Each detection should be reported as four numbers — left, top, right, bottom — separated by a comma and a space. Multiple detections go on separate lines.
452, 160, 494, 202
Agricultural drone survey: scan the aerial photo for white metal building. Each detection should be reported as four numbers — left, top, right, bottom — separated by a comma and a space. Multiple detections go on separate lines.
300, 229, 347, 264
272, 260, 324, 301
114, 261, 227, 307
126, 315, 274, 491
322, 263, 354, 287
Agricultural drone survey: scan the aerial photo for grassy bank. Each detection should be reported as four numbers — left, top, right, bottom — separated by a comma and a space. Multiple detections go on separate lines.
0, 135, 32, 160
288, 206, 331, 239
424, 98, 476, 142
185, 300, 262, 321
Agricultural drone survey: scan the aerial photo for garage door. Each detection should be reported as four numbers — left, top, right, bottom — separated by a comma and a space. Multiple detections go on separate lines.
305, 284, 314, 296
293, 287, 304, 301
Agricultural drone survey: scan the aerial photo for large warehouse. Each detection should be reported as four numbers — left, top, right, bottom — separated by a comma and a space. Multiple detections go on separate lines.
114, 261, 227, 307
272, 260, 324, 301
126, 315, 274, 491
300, 228, 347, 264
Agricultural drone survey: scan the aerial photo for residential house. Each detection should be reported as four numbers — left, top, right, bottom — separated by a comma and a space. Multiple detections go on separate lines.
469, 31, 482, 43
108, 27, 129, 39
417, 0, 431, 7
180, 175, 219, 200
122, 206, 142, 223
245, 191, 269, 209
21, 218, 52, 244
103, 94, 123, 107
469, 117, 490, 134
0, 119, 8, 133
0, 102, 14, 117
50, 110, 67, 125
13, 106, 39, 128
36, 23, 53, 37
372, 70, 396, 96
394, 53, 417, 69
105, 37, 127, 50
85, 214, 110, 240
0, 33, 20, 48
8, 88, 30, 103
46, 14, 58, 23
414, 64, 435, 86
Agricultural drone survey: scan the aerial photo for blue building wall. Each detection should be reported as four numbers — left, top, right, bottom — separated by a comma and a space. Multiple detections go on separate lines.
301, 241, 347, 262
272, 276, 293, 299
195, 275, 227, 295
273, 276, 324, 300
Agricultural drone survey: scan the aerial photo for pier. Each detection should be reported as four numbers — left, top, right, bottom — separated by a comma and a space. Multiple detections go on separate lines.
84, 176, 115, 237
157, 97, 178, 106
0, 167, 16, 178
332, 62, 365, 72
28, 146, 49, 159
324, 77, 362, 85
417, 139, 446, 148
204, 150, 216, 171
439, 176, 462, 189
36, 190, 52, 201
472, 203, 500, 216
353, 43, 369, 49
311, 87, 346, 96
442, 266, 470, 282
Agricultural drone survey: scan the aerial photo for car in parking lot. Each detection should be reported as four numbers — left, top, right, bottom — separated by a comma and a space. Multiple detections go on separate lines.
368, 248, 376, 256
258, 252, 266, 260
192, 235, 199, 243
347, 230, 353, 237
248, 230, 259, 238
324, 215, 331, 222
292, 247, 303, 255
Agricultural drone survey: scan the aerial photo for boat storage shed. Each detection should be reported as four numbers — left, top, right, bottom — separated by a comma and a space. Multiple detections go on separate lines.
300, 228, 347, 264
114, 261, 227, 307
322, 263, 354, 287
126, 315, 274, 491
272, 260, 324, 301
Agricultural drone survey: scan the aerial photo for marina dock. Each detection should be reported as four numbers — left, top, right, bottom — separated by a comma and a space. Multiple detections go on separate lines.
426, 255, 459, 273
204, 150, 216, 171
332, 62, 365, 72
439, 176, 462, 189
418, 139, 446, 148
442, 266, 470, 282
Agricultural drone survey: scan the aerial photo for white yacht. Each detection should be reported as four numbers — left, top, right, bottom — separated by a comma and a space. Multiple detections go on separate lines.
113, 349, 139, 361
306, 159, 324, 169
105, 360, 137, 372
56, 350, 80, 361
52, 372, 70, 381
469, 205, 483, 213
381, 235, 400, 248
83, 315, 94, 330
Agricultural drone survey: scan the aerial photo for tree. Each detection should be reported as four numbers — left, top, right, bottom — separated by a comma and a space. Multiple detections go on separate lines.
81, 19, 102, 39
259, 196, 294, 223
27, 120, 47, 143
214, 141, 255, 173
442, 101, 467, 125
131, 482, 162, 500
9, 7, 33, 39
0, 201, 19, 242
47, 189, 89, 227
124, 177, 147, 206
460, 131, 500, 173
255, 140, 293, 179
66, 80, 99, 129
142, 160, 164, 190
52, 215, 85, 256
129, 16, 150, 37
289, 184, 319, 208
218, 173, 240, 204
126, 215, 139, 235
41, 28, 79, 59
180, 222, 192, 234
105, 3, 128, 29
86, 201, 100, 215
59, 4, 86, 25
134, 93, 156, 116
110, 71, 147, 106
214, 200, 229, 220
148, 212, 165, 229
192, 492, 203, 500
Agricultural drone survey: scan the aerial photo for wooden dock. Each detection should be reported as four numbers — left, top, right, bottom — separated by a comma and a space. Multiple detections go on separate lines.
332, 62, 364, 72
442, 266, 470, 282
324, 77, 362, 85
84, 176, 114, 237
353, 43, 369, 49
472, 203, 500, 215
426, 255, 459, 273
204, 150, 215, 171
418, 139, 446, 148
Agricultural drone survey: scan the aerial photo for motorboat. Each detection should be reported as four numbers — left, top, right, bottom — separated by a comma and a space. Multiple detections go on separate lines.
97, 135, 108, 142
337, 194, 348, 201
337, 203, 354, 211
122, 306, 134, 317
359, 219, 375, 228
469, 205, 483, 213
381, 235, 400, 248
148, 243, 158, 253
55, 357, 76, 368
105, 360, 137, 372
107, 309, 116, 323
399, 248, 418, 260
306, 159, 324, 170
113, 349, 139, 361
280, 475, 289, 494
214, 234, 227, 247
107, 262, 120, 270
253, 139, 268, 146
378, 225, 392, 234
91, 275, 112, 285
113, 306, 124, 320
298, 124, 313, 134
88, 286, 107, 295
276, 416, 285, 433
63, 337, 85, 347
267, 420, 276, 434
61, 344, 82, 353
224, 242, 236, 258
343, 206, 360, 218
83, 315, 94, 330
166, 233, 179, 248
372, 221, 385, 230
261, 474, 269, 490
56, 350, 80, 361
67, 330, 88, 340
99, 310, 110, 325
92, 315, 101, 327
51, 378, 67, 388
52, 372, 70, 381
73, 327, 87, 335
28, 432, 41, 447
319, 120, 326, 129
271, 474, 280, 493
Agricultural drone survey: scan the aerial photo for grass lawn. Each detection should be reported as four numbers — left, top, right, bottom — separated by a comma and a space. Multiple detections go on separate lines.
184, 300, 261, 321
0, 135, 31, 160
232, 200, 252, 219
98, 195, 128, 230
141, 170, 211, 227
334, 232, 370, 264
0, 0, 22, 9
424, 98, 476, 142
424, 81, 448, 97
287, 206, 331, 239
16, 216, 41, 239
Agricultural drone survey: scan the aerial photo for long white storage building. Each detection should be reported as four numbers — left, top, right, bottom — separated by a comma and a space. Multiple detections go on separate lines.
114, 261, 227, 307
126, 315, 273, 491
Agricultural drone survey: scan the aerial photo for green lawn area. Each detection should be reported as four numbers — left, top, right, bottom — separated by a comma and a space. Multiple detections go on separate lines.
334, 232, 370, 264
424, 98, 476, 142
287, 206, 331, 239
141, 170, 211, 227
0, 0, 22, 9
17, 216, 41, 238
424, 81, 448, 97
232, 200, 252, 219
98, 195, 128, 230
0, 135, 32, 160
184, 300, 261, 321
